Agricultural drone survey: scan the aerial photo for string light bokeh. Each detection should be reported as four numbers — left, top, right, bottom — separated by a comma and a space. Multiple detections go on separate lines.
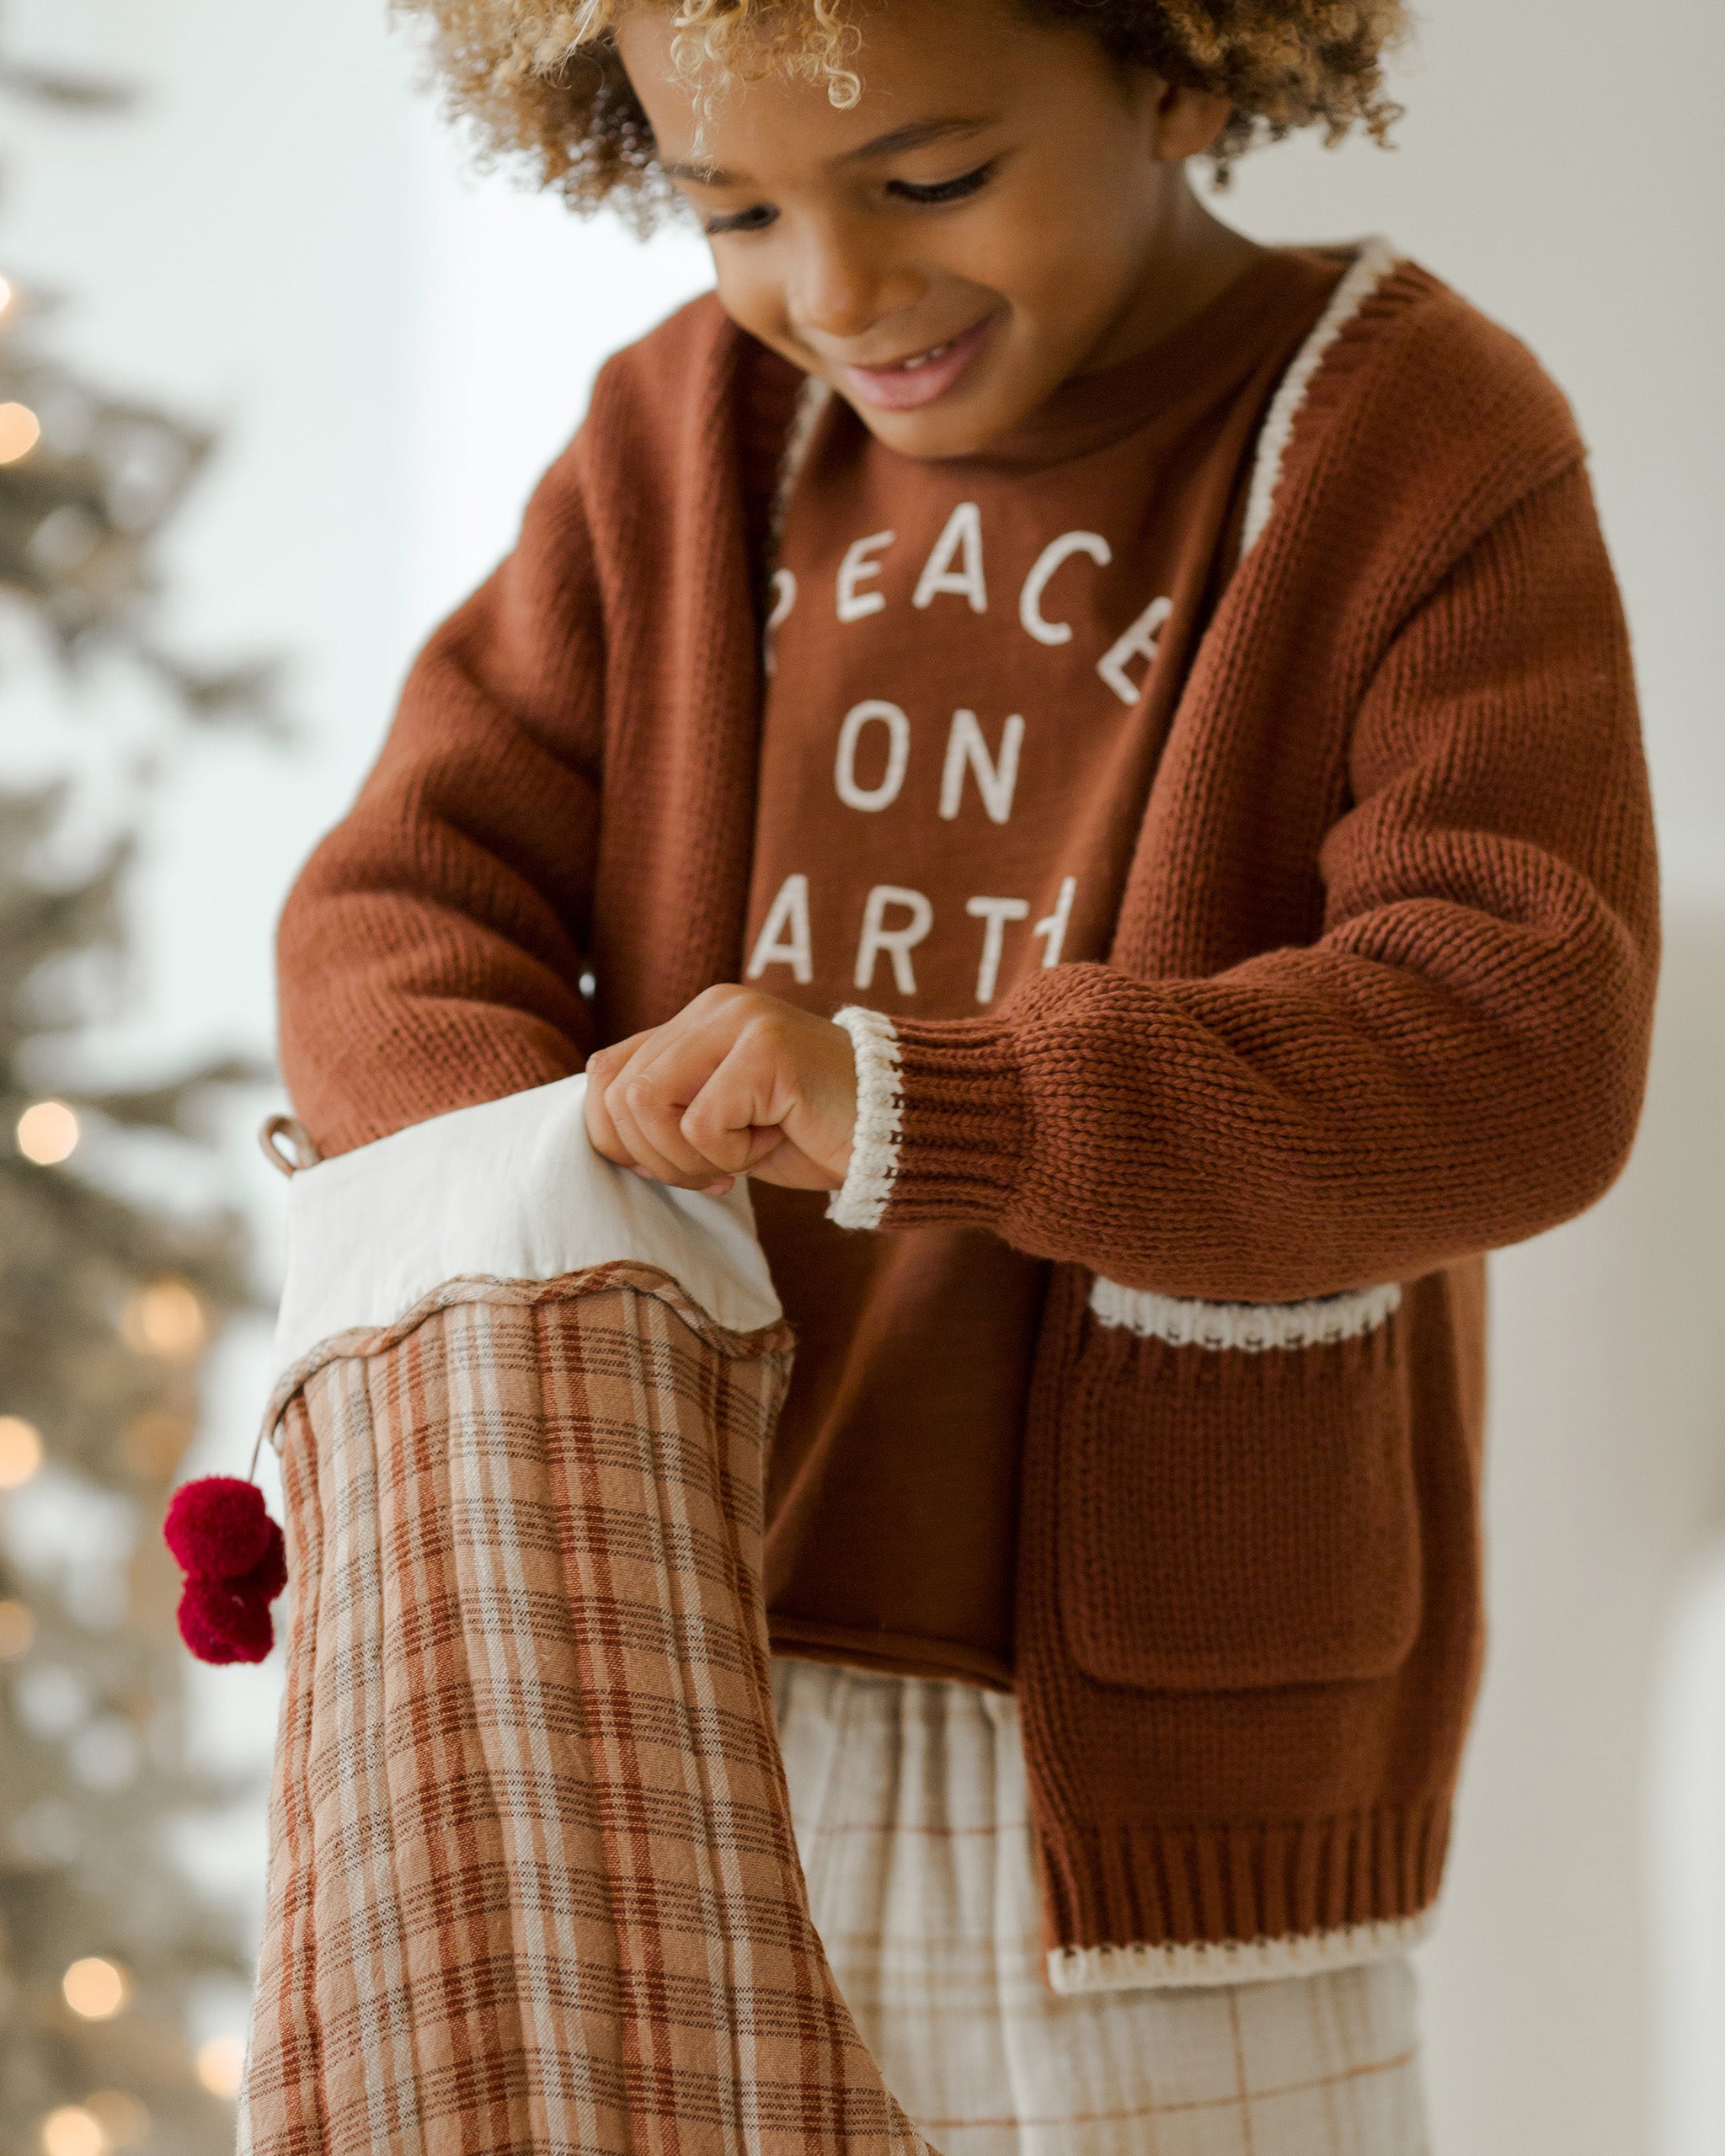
61, 1956, 130, 2021
40, 2106, 107, 2156
0, 1413, 44, 1490
16, 1099, 80, 1165
0, 396, 39, 463
120, 1281, 208, 1364
195, 2035, 246, 2100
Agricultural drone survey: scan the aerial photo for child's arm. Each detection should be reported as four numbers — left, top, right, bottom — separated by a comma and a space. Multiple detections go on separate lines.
596, 456, 1658, 1304
277, 440, 605, 1157
862, 457, 1659, 1300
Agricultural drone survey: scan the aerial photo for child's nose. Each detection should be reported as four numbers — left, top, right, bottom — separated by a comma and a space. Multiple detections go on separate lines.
788, 229, 920, 345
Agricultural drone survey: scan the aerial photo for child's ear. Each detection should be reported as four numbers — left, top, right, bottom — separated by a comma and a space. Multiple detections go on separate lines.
1151, 81, 1236, 163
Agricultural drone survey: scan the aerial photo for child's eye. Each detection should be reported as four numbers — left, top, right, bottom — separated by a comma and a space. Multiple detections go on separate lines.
885, 161, 997, 208
704, 203, 779, 237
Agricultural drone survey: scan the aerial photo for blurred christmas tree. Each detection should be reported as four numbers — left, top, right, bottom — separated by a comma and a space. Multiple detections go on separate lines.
0, 19, 281, 2156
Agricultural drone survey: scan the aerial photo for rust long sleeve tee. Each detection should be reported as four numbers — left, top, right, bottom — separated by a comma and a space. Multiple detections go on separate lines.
750, 249, 1343, 1682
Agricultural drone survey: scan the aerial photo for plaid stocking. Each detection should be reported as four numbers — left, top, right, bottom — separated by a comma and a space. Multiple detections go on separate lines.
239, 1261, 938, 2156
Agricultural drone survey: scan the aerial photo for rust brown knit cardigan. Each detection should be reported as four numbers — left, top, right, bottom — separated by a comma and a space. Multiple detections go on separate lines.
275, 244, 1659, 1982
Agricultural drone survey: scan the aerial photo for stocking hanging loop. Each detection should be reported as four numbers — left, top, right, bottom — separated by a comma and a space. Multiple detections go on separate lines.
259, 1113, 320, 1178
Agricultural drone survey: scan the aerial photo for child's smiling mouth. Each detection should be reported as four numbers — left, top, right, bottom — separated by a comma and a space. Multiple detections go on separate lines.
836, 312, 998, 413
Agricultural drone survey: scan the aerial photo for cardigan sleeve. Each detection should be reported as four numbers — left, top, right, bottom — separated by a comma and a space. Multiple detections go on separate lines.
276, 439, 606, 1158
847, 458, 1661, 1302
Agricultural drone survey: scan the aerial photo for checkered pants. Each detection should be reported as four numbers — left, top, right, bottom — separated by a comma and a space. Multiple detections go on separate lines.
774, 1660, 1430, 2155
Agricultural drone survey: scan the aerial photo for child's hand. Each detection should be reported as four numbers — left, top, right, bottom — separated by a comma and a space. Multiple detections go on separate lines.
584, 985, 857, 1196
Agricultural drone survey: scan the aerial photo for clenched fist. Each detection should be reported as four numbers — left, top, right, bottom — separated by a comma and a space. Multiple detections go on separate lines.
584, 985, 857, 1196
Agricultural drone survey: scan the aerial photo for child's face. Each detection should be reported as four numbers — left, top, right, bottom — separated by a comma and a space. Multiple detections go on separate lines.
616, 0, 1230, 459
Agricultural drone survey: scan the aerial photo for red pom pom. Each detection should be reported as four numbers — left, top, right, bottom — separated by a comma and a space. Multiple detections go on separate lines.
177, 1575, 275, 1666
230, 1517, 286, 1606
164, 1478, 288, 1664
164, 1476, 272, 1580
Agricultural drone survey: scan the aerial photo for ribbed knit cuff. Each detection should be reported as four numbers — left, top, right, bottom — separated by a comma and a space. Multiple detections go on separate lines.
827, 1010, 1027, 1233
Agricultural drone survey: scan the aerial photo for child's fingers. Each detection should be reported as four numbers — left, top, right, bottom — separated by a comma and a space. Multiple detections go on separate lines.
583, 1042, 644, 1167
602, 1027, 749, 1187
736, 1130, 840, 1191
676, 1028, 800, 1175
582, 990, 847, 1193
679, 1012, 853, 1187
678, 1081, 788, 1177
605, 1075, 715, 1186
586, 1036, 696, 1181
615, 1008, 791, 1177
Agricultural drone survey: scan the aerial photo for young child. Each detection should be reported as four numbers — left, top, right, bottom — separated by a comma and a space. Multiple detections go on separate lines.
275, 0, 1658, 2143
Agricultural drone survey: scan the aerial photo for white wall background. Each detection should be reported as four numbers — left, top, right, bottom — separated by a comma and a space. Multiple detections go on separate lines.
5, 0, 1722, 2148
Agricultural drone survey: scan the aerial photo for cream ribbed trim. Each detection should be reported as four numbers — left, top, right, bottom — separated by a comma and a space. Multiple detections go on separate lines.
1048, 1908, 1434, 1994
826, 1007, 902, 1232
769, 374, 832, 558
1240, 235, 1401, 558
1088, 1277, 1402, 1350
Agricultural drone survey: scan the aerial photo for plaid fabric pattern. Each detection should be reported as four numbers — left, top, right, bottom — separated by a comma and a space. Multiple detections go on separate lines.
774, 1661, 1430, 2156
240, 1262, 938, 2155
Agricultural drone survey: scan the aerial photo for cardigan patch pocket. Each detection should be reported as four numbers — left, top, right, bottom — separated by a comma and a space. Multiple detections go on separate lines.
1060, 1280, 1421, 1692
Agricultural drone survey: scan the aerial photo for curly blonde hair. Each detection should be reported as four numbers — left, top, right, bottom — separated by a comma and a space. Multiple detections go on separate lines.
393, 0, 1409, 223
